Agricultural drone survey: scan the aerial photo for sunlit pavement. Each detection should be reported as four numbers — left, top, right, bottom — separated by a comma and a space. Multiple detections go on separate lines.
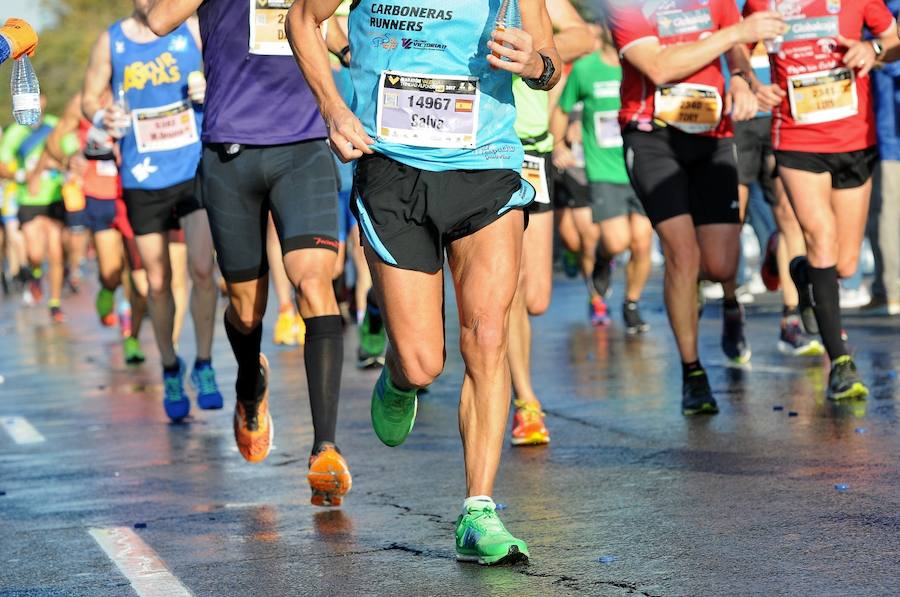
1, 273, 898, 596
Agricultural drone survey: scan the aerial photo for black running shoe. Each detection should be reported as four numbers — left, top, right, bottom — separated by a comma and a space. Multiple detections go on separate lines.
721, 303, 751, 364
682, 370, 719, 416
827, 355, 869, 401
789, 256, 819, 335
592, 248, 614, 298
622, 301, 649, 334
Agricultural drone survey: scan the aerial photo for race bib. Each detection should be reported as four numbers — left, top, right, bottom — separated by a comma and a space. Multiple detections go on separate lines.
95, 159, 118, 178
593, 110, 623, 148
62, 181, 86, 213
787, 68, 857, 125
131, 99, 199, 154
654, 83, 722, 134
522, 154, 550, 205
376, 71, 480, 149
249, 0, 294, 56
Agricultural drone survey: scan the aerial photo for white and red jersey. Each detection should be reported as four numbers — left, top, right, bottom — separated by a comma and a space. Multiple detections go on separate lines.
744, 0, 894, 152
605, 0, 741, 138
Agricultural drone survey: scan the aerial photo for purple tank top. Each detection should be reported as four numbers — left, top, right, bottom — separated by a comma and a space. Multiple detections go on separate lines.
197, 0, 326, 145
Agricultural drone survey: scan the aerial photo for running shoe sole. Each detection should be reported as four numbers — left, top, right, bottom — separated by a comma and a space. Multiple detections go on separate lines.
726, 349, 752, 366
308, 465, 352, 508
511, 432, 550, 446
828, 383, 869, 401
777, 340, 825, 357
682, 402, 720, 416
357, 355, 384, 369
457, 545, 529, 566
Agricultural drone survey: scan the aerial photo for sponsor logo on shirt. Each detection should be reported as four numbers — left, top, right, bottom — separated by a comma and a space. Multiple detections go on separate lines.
782, 16, 839, 42
401, 38, 447, 52
656, 8, 713, 37
371, 34, 398, 50
123, 52, 182, 92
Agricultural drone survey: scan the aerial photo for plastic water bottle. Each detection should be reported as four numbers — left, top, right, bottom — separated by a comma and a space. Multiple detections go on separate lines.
493, 0, 521, 60
111, 84, 131, 140
11, 55, 41, 126
764, 0, 784, 54
118, 299, 132, 339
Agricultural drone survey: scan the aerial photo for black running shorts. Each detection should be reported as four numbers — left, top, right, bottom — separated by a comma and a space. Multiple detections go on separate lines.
352, 152, 534, 273
122, 179, 202, 236
623, 126, 740, 227
734, 116, 776, 204
201, 139, 340, 283
552, 167, 591, 209
18, 202, 66, 226
775, 146, 878, 190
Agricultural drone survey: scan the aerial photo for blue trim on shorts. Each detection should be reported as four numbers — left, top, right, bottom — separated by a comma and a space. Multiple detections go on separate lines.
355, 195, 397, 266
498, 178, 536, 216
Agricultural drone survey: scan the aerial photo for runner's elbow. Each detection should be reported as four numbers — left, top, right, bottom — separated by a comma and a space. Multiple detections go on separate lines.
147, 9, 177, 37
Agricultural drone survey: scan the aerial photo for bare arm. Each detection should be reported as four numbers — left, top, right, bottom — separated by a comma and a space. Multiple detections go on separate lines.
623, 12, 785, 86
488, 0, 562, 88
45, 94, 83, 164
546, 0, 593, 63
186, 15, 202, 50
146, 0, 202, 36
287, 0, 372, 162
81, 31, 112, 123
325, 16, 349, 58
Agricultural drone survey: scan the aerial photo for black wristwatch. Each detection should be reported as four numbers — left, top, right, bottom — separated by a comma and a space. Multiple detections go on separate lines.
338, 45, 351, 68
871, 39, 885, 59
524, 53, 555, 90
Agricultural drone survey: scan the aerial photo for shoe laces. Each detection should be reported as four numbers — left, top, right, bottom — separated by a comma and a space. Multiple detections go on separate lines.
685, 371, 711, 398
163, 374, 183, 401
591, 297, 607, 315
468, 506, 506, 535
194, 365, 219, 396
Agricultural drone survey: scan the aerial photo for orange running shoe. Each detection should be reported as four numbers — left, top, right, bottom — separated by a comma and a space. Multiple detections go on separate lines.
233, 354, 273, 463
307, 443, 352, 507
511, 399, 550, 446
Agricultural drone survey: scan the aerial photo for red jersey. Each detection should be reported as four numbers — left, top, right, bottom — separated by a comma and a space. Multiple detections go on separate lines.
605, 0, 741, 138
744, 0, 894, 152
78, 119, 120, 200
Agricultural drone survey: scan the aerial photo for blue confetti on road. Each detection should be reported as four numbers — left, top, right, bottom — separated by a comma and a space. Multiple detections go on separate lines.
134, 522, 147, 529
598, 555, 616, 564
855, 427, 867, 434
788, 411, 798, 417
773, 405, 784, 411
834, 484, 849, 492
495, 503, 507, 510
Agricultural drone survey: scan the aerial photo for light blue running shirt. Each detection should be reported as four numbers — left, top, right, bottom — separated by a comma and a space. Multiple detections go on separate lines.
348, 1, 524, 172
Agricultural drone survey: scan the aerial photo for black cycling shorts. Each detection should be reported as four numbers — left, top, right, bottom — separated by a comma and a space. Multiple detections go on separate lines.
775, 146, 878, 190
734, 116, 776, 204
552, 167, 591, 209
352, 152, 534, 273
201, 139, 340, 284
623, 126, 740, 227
122, 179, 202, 237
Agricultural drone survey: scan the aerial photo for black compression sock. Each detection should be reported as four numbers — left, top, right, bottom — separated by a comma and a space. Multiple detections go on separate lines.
304, 315, 344, 447
807, 265, 847, 360
782, 305, 799, 318
366, 289, 383, 333
223, 312, 262, 405
723, 297, 740, 311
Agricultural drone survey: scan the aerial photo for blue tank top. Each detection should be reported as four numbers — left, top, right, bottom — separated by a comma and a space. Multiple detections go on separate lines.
348, 0, 523, 172
109, 21, 203, 190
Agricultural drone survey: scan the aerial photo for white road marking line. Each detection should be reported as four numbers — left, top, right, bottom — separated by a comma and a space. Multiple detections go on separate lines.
0, 416, 45, 444
88, 527, 192, 597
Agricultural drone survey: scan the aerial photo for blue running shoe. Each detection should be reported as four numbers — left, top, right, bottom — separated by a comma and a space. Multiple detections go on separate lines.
191, 360, 224, 410
163, 358, 190, 422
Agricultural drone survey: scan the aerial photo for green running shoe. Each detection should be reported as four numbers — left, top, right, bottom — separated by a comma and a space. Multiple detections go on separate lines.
455, 501, 529, 566
371, 369, 417, 447
96, 288, 115, 323
828, 355, 869, 401
123, 337, 145, 365
357, 307, 387, 369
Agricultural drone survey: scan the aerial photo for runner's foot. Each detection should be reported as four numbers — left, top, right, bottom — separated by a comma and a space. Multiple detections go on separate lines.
308, 443, 352, 507
510, 399, 549, 446
455, 498, 529, 566
371, 368, 417, 447
233, 354, 273, 462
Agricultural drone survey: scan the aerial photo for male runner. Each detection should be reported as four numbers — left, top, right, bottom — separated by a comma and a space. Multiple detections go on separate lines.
552, 21, 654, 333
147, 0, 353, 506
0, 18, 36, 65
603, 0, 786, 414
290, 0, 560, 564
83, 0, 222, 421
507, 0, 591, 447
746, 0, 899, 399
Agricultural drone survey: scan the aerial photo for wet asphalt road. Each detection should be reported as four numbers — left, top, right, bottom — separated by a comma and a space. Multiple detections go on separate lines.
1, 272, 899, 597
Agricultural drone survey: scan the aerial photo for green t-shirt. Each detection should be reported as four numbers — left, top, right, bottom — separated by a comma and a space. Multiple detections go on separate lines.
512, 77, 554, 154
0, 116, 64, 207
559, 54, 628, 185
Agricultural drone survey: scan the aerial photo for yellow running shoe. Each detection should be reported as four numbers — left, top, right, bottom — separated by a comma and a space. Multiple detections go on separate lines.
511, 399, 550, 446
273, 310, 297, 346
